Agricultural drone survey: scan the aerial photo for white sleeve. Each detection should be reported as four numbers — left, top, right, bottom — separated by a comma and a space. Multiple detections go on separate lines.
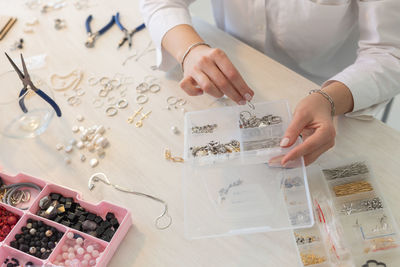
139, 0, 195, 71
322, 0, 400, 120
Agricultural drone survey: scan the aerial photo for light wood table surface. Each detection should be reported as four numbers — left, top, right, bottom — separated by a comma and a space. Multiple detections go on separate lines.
0, 1, 399, 266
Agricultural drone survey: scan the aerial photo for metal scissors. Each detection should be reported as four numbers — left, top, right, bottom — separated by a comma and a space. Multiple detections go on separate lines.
4, 53, 62, 117
115, 12, 145, 49
85, 14, 115, 48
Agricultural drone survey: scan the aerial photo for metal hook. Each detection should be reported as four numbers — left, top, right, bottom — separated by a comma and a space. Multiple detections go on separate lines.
88, 172, 111, 190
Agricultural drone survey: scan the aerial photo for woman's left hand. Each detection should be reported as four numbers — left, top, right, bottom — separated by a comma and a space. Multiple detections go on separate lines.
279, 93, 336, 166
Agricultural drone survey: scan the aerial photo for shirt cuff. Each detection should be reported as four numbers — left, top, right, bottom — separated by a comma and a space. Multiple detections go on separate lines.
146, 7, 193, 71
322, 68, 387, 120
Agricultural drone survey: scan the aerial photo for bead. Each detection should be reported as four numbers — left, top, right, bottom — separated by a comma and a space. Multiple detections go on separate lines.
84, 253, 91, 260
95, 125, 105, 135
64, 145, 73, 153
89, 158, 99, 168
69, 139, 77, 146
89, 259, 96, 266
81, 260, 88, 266
29, 246, 36, 254
68, 247, 74, 253
64, 157, 71, 164
45, 230, 53, 237
92, 250, 99, 258
82, 220, 97, 231
62, 252, 69, 259
76, 114, 84, 122
77, 247, 85, 255
29, 228, 36, 235
68, 253, 75, 260
56, 143, 64, 151
40, 247, 46, 253
26, 222, 33, 229
67, 232, 74, 239
72, 125, 79, 133
86, 245, 94, 253
76, 237, 84, 245
171, 126, 179, 135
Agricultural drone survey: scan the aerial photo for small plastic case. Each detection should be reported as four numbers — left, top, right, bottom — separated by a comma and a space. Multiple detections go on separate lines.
293, 160, 400, 266
0, 171, 132, 266
183, 100, 313, 239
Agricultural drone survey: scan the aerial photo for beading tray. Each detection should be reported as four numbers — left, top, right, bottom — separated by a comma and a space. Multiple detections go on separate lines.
0, 171, 132, 267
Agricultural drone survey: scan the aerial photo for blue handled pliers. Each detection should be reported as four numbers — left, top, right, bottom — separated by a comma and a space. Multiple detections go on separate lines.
4, 53, 62, 117
115, 12, 146, 49
85, 14, 115, 48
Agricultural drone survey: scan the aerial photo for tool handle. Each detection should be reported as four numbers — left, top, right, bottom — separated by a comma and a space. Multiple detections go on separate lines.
85, 15, 93, 34
115, 12, 126, 31
35, 89, 62, 117
98, 15, 115, 35
130, 23, 146, 37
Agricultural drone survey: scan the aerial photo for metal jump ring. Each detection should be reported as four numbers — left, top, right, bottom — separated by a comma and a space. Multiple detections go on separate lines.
149, 84, 160, 93
166, 96, 178, 106
136, 82, 149, 93
176, 98, 187, 106
136, 94, 148, 105
117, 99, 129, 109
105, 106, 118, 117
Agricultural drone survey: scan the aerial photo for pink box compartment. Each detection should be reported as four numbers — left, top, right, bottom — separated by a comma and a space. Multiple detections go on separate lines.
0, 171, 132, 267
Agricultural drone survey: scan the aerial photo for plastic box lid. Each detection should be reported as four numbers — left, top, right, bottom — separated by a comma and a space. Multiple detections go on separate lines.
183, 100, 314, 239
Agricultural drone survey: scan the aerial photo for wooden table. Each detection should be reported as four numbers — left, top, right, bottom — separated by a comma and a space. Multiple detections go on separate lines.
0, 1, 399, 266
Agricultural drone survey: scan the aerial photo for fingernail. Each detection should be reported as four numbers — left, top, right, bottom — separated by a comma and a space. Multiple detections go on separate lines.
244, 93, 252, 101
239, 100, 246, 105
280, 137, 290, 147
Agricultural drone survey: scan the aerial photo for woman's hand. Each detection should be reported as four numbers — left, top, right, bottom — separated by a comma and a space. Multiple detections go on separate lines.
180, 45, 254, 104
280, 93, 336, 166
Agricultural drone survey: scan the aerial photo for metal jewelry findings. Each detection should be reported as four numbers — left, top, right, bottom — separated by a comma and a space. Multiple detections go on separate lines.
105, 106, 118, 117
322, 162, 369, 180
191, 124, 217, 134
116, 99, 128, 109
127, 107, 143, 124
135, 111, 152, 128
164, 148, 184, 163
136, 94, 148, 105
218, 179, 242, 203
190, 140, 240, 157
239, 111, 282, 129
88, 173, 172, 230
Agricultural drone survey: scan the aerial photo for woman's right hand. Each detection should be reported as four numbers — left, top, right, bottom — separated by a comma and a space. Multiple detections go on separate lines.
180, 44, 254, 104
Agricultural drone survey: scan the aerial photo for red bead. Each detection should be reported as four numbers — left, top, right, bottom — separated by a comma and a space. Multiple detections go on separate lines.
2, 225, 10, 234
7, 216, 17, 225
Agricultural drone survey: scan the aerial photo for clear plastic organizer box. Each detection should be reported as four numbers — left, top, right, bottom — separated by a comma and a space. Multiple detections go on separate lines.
183, 100, 314, 239
293, 160, 400, 267
0, 171, 132, 266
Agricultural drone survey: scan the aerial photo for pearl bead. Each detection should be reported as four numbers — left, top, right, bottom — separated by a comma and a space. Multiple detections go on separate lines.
68, 247, 74, 253
86, 245, 94, 253
76, 114, 84, 122
89, 158, 99, 168
62, 252, 69, 259
68, 253, 75, 260
76, 237, 84, 245
77, 247, 85, 255
171, 126, 179, 135
29, 228, 36, 235
56, 143, 64, 151
64, 145, 73, 153
74, 244, 81, 251
67, 232, 74, 239
81, 260, 88, 266
56, 254, 63, 261
72, 125, 79, 133
89, 259, 96, 266
65, 260, 71, 266
92, 250, 99, 258
84, 254, 91, 261
62, 245, 68, 252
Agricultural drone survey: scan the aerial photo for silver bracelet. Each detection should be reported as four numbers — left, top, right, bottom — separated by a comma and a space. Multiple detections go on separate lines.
309, 89, 335, 116
180, 42, 211, 72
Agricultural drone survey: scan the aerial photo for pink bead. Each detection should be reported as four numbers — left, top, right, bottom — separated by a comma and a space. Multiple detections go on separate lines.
56, 255, 63, 261
81, 260, 88, 266
68, 247, 74, 253
53, 261, 59, 265
84, 254, 91, 261
77, 247, 85, 255
92, 250, 99, 258
68, 253, 75, 260
89, 259, 96, 266
65, 260, 71, 266
74, 244, 81, 251
86, 245, 94, 253
62, 252, 69, 260
76, 237, 84, 245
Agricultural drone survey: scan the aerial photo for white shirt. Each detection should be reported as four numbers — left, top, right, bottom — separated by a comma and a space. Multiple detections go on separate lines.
140, 0, 400, 119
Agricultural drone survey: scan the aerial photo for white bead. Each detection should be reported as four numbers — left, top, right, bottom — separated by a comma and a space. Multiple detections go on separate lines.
95, 125, 105, 135
88, 128, 95, 135
96, 147, 105, 157
64, 145, 73, 153
64, 157, 71, 164
86, 246, 94, 253
67, 232, 74, 239
80, 134, 87, 141
76, 237, 84, 245
92, 134, 101, 143
79, 126, 85, 132
72, 125, 79, 133
65, 260, 71, 266
69, 139, 77, 145
62, 252, 69, 259
96, 137, 109, 148
87, 143, 95, 152
56, 254, 63, 261
81, 260, 88, 266
56, 143, 64, 151
76, 141, 84, 149
76, 114, 84, 122
89, 158, 99, 168
68, 253, 75, 260
171, 126, 179, 135
80, 154, 86, 162
77, 247, 85, 255
92, 250, 99, 258
84, 253, 92, 260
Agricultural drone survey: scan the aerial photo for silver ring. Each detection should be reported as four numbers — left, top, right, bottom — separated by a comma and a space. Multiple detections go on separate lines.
67, 96, 79, 105
92, 98, 103, 108
117, 99, 129, 109
136, 82, 149, 93
166, 96, 178, 106
136, 94, 148, 105
177, 98, 186, 106
149, 84, 161, 93
105, 106, 118, 117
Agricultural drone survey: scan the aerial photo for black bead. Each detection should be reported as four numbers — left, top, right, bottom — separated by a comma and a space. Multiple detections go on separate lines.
50, 193, 61, 201
61, 220, 70, 227
48, 241, 55, 249
110, 218, 119, 228
72, 222, 82, 231
94, 216, 103, 224
10, 241, 18, 248
55, 215, 63, 223
27, 218, 33, 223
78, 215, 87, 222
67, 212, 76, 221
96, 226, 106, 236
37, 221, 43, 227
19, 244, 29, 253
59, 197, 66, 204
100, 221, 111, 229
50, 235, 57, 242
86, 213, 96, 221
42, 252, 50, 259
17, 238, 25, 244
26, 262, 34, 267
35, 241, 41, 246
7, 263, 13, 267
35, 251, 41, 258
106, 212, 115, 221
14, 234, 21, 240
21, 226, 28, 231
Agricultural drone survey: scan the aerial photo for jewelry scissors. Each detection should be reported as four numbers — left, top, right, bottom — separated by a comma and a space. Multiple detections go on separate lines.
4, 53, 62, 117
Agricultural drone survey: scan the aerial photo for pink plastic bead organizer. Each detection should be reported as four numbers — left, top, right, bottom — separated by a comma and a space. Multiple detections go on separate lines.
0, 171, 132, 267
